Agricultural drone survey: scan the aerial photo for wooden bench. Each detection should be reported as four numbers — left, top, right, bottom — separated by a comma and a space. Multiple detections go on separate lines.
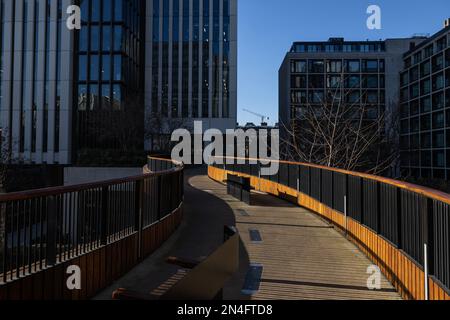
226, 174, 252, 205
112, 226, 239, 300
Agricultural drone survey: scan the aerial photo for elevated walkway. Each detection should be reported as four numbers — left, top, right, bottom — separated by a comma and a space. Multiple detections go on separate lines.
95, 168, 401, 300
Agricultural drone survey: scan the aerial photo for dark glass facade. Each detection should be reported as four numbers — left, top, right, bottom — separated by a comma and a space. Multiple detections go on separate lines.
399, 28, 450, 180
74, 0, 145, 163
149, 0, 232, 121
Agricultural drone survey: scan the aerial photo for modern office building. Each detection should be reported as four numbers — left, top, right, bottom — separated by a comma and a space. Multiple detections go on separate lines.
0, 0, 75, 164
399, 24, 450, 180
279, 37, 426, 168
73, 0, 146, 164
0, 0, 237, 165
145, 0, 237, 151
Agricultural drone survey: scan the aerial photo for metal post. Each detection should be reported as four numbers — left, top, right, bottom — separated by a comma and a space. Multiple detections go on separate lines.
157, 175, 163, 221
422, 197, 433, 301
424, 243, 429, 301
100, 187, 108, 246
134, 180, 143, 259
46, 196, 57, 266
344, 195, 348, 236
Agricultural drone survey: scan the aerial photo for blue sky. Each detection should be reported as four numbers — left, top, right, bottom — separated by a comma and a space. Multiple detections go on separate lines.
237, 0, 450, 126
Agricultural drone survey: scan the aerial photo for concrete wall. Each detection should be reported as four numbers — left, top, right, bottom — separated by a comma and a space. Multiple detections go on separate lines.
64, 167, 142, 186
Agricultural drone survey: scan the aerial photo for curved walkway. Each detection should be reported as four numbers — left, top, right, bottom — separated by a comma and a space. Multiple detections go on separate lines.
95, 168, 401, 300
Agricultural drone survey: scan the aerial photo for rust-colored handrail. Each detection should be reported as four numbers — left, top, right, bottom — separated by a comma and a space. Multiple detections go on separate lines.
212, 156, 450, 205
0, 157, 183, 202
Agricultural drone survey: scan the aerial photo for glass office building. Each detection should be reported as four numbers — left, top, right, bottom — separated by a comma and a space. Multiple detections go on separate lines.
0, 0, 74, 164
0, 0, 236, 165
145, 0, 237, 151
74, 0, 145, 163
399, 25, 450, 180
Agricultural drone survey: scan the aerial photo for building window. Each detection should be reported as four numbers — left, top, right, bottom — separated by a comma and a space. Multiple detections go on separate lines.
400, 103, 409, 118
346, 75, 360, 88
420, 60, 431, 77
327, 75, 341, 88
346, 90, 360, 103
413, 52, 422, 64
291, 60, 307, 73
400, 88, 409, 102
433, 111, 445, 128
326, 60, 342, 73
365, 91, 378, 104
291, 90, 306, 104
308, 60, 324, 73
404, 57, 412, 68
401, 72, 408, 87
409, 66, 419, 82
432, 54, 444, 72
421, 78, 431, 95
411, 134, 420, 150
436, 36, 447, 52
433, 92, 444, 110
346, 60, 360, 73
362, 60, 378, 72
432, 73, 444, 91
421, 96, 431, 112
410, 117, 420, 133
308, 75, 324, 89
410, 99, 420, 116
433, 131, 445, 148
401, 120, 409, 134
433, 150, 445, 168
291, 75, 306, 88
410, 83, 419, 99
309, 90, 324, 103
420, 114, 431, 131
424, 45, 433, 58
421, 151, 432, 167
446, 48, 450, 67
363, 75, 378, 88
421, 132, 431, 148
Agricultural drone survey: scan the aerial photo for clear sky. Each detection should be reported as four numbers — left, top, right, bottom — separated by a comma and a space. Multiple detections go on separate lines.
237, 0, 450, 126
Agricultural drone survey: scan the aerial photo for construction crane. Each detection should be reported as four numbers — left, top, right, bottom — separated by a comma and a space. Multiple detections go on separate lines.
242, 108, 270, 125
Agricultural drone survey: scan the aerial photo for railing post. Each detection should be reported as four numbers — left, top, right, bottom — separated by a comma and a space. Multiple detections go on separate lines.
135, 180, 143, 259
422, 197, 434, 301
397, 188, 403, 250
157, 175, 163, 221
376, 182, 381, 234
344, 195, 348, 236
100, 186, 109, 246
46, 195, 57, 266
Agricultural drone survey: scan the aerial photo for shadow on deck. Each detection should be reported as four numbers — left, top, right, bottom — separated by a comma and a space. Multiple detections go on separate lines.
95, 167, 401, 300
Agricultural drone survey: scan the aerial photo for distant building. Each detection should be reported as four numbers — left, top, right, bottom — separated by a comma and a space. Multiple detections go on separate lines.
399, 23, 450, 180
279, 36, 426, 169
145, 0, 237, 151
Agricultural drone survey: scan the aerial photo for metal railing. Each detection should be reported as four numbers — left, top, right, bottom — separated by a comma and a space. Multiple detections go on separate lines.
0, 157, 184, 286
211, 158, 450, 296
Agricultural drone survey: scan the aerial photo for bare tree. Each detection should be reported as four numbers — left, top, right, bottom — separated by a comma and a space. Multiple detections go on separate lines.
280, 76, 400, 176
0, 129, 20, 192
144, 105, 193, 155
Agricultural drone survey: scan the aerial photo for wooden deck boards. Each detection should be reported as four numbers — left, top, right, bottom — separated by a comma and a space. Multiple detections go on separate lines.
190, 175, 401, 300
